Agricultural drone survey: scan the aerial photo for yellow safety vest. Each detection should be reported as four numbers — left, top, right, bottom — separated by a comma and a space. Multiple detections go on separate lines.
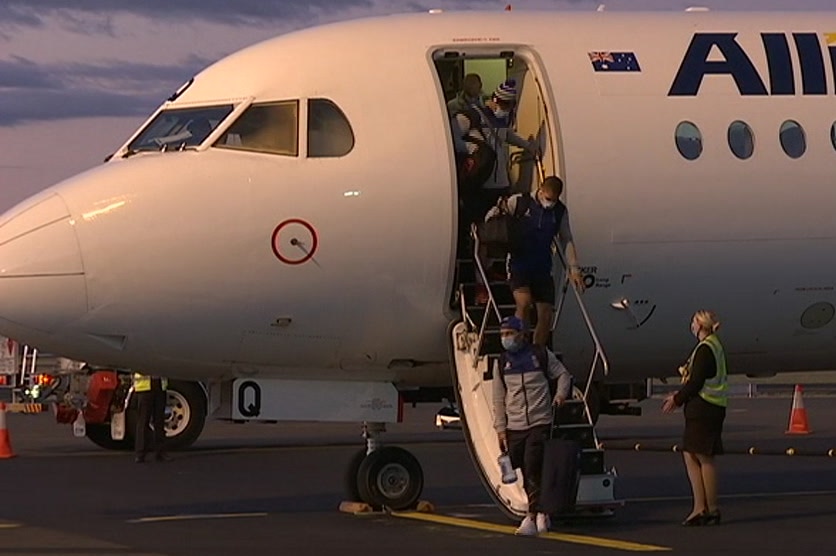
686, 334, 728, 407
133, 373, 168, 392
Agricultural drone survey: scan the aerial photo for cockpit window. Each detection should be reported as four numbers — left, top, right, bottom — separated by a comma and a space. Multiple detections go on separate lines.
308, 99, 354, 157
127, 105, 233, 153
216, 101, 299, 156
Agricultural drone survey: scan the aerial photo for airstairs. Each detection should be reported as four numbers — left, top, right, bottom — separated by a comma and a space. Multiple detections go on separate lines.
448, 224, 622, 520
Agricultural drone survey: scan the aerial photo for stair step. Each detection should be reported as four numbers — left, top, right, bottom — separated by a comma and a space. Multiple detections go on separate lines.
551, 423, 597, 449
461, 283, 515, 307
477, 329, 503, 356
465, 305, 516, 325
579, 448, 606, 475
555, 400, 589, 425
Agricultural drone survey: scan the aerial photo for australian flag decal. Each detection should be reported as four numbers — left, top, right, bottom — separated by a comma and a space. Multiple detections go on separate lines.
588, 51, 641, 72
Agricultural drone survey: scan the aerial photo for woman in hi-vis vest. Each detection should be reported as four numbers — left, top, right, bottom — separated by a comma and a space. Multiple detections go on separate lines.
662, 310, 729, 527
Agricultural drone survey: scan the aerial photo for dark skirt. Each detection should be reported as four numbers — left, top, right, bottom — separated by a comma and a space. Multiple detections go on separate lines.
682, 396, 726, 456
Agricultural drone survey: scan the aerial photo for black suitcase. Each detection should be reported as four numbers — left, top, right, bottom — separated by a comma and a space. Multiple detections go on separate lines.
539, 407, 582, 515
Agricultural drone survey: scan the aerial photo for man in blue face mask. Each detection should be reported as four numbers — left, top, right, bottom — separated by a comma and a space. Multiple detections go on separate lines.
486, 176, 584, 346
492, 316, 573, 536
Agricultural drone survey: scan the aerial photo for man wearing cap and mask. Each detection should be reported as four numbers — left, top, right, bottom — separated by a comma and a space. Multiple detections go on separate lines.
493, 315, 573, 536
452, 78, 538, 303
452, 78, 538, 214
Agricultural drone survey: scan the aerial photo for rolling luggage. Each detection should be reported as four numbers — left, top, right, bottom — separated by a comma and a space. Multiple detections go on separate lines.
539, 408, 582, 515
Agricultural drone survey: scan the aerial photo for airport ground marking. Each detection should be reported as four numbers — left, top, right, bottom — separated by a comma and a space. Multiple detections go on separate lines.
391, 511, 671, 552
128, 512, 268, 524
0, 523, 21, 529
629, 489, 836, 504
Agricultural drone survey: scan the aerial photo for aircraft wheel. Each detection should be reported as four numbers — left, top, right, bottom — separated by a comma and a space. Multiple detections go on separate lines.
343, 448, 367, 501
162, 380, 206, 451
357, 446, 423, 510
86, 421, 134, 450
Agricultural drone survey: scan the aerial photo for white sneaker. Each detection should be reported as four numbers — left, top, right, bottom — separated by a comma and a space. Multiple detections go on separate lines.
536, 513, 550, 533
515, 515, 538, 536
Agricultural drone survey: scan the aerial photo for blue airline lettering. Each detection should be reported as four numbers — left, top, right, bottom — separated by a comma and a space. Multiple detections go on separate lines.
669, 33, 767, 96
762, 33, 794, 95
794, 33, 827, 95
669, 32, 830, 96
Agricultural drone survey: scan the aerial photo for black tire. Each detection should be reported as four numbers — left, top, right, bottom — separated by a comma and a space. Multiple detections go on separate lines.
343, 448, 367, 502
162, 380, 206, 451
85, 422, 134, 451
357, 446, 423, 511
84, 380, 205, 451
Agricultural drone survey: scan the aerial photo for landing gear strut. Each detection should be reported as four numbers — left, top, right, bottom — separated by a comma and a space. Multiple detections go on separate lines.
344, 422, 424, 511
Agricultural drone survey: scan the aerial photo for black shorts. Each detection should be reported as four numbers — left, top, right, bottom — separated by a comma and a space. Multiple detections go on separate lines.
509, 268, 556, 305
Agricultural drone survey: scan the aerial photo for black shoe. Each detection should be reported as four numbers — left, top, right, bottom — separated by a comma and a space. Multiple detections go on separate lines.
134, 455, 146, 464
704, 510, 721, 525
155, 453, 172, 462
681, 512, 707, 526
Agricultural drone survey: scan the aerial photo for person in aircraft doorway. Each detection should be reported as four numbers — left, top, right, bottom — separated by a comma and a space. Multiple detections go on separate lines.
487, 176, 584, 346
133, 373, 172, 463
493, 315, 573, 536
447, 72, 485, 114
451, 78, 538, 305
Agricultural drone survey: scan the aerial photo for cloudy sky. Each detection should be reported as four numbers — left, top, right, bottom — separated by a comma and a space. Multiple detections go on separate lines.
0, 0, 832, 208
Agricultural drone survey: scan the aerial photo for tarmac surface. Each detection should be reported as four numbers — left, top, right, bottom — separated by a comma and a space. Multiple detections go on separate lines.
1, 392, 835, 555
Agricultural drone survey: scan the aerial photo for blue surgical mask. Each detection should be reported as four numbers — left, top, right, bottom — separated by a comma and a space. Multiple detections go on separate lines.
501, 336, 521, 352
540, 200, 555, 209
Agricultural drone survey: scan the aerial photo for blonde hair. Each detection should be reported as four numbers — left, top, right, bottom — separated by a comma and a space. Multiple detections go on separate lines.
693, 310, 721, 334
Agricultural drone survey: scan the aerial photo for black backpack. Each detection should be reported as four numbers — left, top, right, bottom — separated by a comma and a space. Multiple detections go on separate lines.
477, 192, 533, 254
455, 106, 498, 192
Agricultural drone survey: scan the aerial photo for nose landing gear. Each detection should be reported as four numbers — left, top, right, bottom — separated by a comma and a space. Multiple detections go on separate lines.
343, 422, 424, 511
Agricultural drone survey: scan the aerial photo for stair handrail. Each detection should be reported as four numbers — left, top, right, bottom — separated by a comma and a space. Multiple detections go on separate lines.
464, 223, 503, 369
553, 235, 610, 407
530, 155, 610, 406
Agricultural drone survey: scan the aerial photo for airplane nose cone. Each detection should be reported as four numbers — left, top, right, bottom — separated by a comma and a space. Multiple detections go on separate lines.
0, 193, 88, 333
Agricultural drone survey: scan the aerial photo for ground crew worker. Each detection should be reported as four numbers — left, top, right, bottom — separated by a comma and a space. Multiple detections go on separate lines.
662, 310, 728, 526
133, 372, 171, 463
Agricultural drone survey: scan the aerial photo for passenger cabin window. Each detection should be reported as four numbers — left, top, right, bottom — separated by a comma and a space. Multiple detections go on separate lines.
728, 121, 754, 160
127, 105, 233, 153
780, 120, 806, 159
308, 99, 354, 157
216, 101, 298, 156
675, 122, 702, 160
831, 122, 836, 151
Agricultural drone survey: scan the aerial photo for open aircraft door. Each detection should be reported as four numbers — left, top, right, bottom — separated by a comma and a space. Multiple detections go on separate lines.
508, 58, 562, 193
448, 319, 530, 518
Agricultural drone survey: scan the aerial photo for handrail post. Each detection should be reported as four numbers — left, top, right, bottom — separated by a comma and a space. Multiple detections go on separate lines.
552, 239, 610, 418
465, 224, 502, 369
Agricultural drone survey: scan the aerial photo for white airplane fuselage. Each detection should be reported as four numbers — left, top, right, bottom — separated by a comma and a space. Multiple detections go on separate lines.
1, 10, 836, 391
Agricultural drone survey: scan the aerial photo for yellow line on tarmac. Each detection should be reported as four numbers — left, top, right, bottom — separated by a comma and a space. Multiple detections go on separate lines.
128, 512, 268, 524
391, 512, 671, 552
0, 523, 21, 529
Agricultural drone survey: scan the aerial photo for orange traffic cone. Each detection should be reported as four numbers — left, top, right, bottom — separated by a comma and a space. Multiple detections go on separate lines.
0, 402, 16, 459
786, 385, 812, 435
